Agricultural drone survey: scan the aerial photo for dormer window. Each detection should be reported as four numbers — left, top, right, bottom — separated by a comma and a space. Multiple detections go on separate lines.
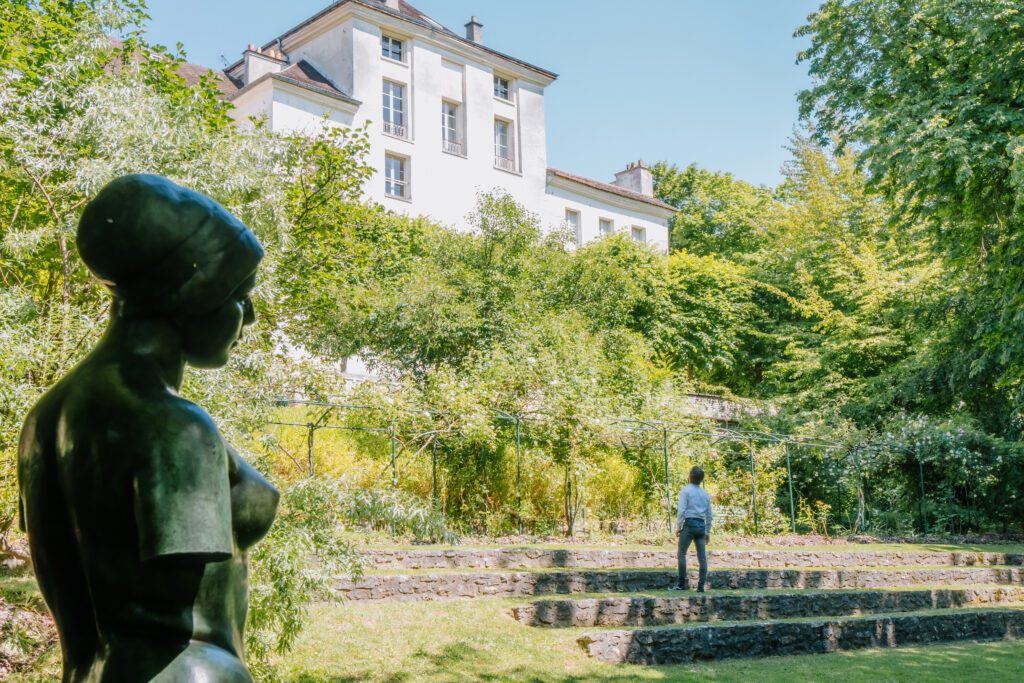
494, 75, 511, 101
382, 35, 404, 61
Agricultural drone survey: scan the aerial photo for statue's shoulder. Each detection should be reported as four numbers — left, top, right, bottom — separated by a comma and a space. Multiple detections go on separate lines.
56, 365, 222, 456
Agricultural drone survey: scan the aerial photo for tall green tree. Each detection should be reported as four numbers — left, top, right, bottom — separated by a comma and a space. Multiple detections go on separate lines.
797, 0, 1024, 403
753, 135, 943, 423
652, 162, 776, 257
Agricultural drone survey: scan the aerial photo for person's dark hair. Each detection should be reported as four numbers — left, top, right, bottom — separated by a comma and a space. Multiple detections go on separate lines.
689, 466, 705, 486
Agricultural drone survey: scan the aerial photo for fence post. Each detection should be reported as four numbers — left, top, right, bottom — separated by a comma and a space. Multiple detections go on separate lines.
785, 442, 796, 533
515, 417, 522, 535
749, 439, 759, 536
663, 427, 672, 533
390, 421, 397, 491
432, 438, 438, 504
917, 453, 928, 534
307, 423, 315, 478
853, 445, 865, 533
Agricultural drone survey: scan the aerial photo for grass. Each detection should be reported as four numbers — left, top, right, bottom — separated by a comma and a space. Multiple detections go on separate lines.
362, 540, 1024, 555
364, 563, 1014, 575
277, 597, 1024, 682
0, 570, 44, 610
6, 564, 1023, 682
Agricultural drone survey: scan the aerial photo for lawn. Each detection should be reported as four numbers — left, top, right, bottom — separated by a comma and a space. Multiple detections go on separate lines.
276, 597, 1024, 682
360, 538, 1024, 555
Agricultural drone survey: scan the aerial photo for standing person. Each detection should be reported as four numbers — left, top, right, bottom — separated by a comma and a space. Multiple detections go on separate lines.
671, 466, 713, 592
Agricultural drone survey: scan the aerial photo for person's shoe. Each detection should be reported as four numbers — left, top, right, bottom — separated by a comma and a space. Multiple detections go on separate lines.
669, 585, 686, 591
696, 587, 705, 593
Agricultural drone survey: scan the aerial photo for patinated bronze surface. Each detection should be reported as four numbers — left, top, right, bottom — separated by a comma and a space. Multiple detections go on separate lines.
17, 174, 279, 682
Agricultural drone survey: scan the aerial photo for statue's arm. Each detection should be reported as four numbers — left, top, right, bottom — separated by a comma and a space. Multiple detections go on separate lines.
132, 404, 234, 562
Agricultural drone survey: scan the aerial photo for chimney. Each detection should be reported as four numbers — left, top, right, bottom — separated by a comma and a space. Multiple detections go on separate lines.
612, 160, 654, 197
384, 0, 401, 10
465, 16, 483, 43
242, 43, 284, 85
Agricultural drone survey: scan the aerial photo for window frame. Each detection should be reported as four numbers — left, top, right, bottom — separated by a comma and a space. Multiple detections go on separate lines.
384, 153, 409, 200
599, 218, 615, 236
493, 75, 511, 101
565, 208, 582, 245
493, 118, 517, 171
494, 119, 510, 158
441, 100, 462, 155
631, 226, 646, 243
382, 80, 407, 138
381, 35, 404, 62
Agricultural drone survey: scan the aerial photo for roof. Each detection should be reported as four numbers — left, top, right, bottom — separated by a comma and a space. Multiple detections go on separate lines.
176, 61, 241, 97
226, 60, 359, 106
547, 168, 676, 212
106, 37, 242, 97
224, 0, 557, 81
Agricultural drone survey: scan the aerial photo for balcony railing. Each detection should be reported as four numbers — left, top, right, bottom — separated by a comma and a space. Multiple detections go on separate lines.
442, 139, 464, 156
494, 155, 516, 172
383, 121, 408, 139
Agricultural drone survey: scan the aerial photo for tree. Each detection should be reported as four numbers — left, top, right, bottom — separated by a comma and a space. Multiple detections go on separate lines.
652, 162, 776, 258
797, 0, 1024, 397
751, 134, 943, 423
0, 1, 398, 673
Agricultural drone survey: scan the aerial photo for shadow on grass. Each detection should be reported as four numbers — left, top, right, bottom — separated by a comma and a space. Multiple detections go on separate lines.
286, 641, 1024, 683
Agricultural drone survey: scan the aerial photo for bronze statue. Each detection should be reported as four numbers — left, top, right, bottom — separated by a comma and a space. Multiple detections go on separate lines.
17, 174, 279, 682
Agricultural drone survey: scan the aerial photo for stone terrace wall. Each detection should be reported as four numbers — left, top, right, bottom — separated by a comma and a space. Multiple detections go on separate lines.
579, 609, 1024, 664
364, 548, 1024, 570
335, 567, 1024, 602
513, 587, 1024, 627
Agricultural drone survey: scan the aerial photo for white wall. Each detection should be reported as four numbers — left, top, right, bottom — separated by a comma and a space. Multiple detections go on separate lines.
335, 19, 549, 229
271, 86, 356, 131
289, 18, 355, 96
545, 183, 671, 254
230, 80, 356, 134
229, 80, 275, 127
229, 8, 668, 248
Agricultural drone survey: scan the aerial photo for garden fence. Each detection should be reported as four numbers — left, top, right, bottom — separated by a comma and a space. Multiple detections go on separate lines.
266, 397, 934, 536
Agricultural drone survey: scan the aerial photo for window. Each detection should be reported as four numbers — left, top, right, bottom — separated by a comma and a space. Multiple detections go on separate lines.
494, 118, 514, 171
441, 101, 462, 155
382, 81, 406, 138
599, 218, 614, 236
631, 226, 646, 243
385, 154, 408, 198
565, 209, 581, 243
494, 75, 510, 100
381, 35, 403, 61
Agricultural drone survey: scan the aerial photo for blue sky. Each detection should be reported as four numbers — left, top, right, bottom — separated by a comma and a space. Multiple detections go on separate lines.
144, 0, 821, 187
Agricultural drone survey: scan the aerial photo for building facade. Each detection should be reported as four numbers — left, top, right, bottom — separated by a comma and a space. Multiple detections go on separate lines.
213, 0, 674, 250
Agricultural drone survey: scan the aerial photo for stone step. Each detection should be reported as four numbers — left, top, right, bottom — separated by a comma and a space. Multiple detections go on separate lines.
578, 607, 1024, 664
512, 586, 1024, 627
364, 548, 1024, 570
335, 567, 1024, 602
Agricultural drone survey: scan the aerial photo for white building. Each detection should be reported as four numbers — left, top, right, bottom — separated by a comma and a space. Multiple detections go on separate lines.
205, 0, 674, 250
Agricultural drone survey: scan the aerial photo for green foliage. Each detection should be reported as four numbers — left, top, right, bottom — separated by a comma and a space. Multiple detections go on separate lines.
796, 498, 832, 537
246, 477, 456, 680
652, 161, 775, 257
340, 487, 457, 544
797, 0, 1024, 398
0, 1, 451, 674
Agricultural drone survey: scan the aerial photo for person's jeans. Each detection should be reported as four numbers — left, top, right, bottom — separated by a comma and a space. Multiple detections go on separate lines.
677, 520, 708, 590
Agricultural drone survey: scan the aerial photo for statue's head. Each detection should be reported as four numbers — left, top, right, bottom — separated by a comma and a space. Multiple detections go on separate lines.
77, 174, 264, 368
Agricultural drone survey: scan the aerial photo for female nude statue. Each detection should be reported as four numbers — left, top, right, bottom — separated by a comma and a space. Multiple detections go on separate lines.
17, 174, 279, 681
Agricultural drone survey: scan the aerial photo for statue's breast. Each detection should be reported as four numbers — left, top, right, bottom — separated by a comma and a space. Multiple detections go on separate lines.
227, 445, 280, 551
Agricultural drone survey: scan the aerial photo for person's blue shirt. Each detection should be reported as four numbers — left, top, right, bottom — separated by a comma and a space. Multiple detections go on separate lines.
677, 483, 713, 532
